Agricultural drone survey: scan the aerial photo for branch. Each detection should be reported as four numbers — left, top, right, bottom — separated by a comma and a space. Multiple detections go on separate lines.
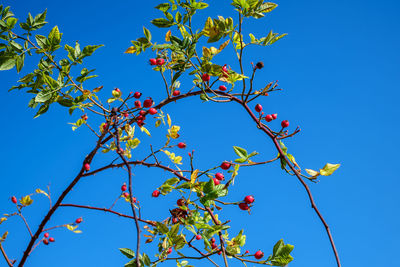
0, 243, 14, 267
205, 207, 229, 267
59, 204, 156, 226
18, 130, 108, 267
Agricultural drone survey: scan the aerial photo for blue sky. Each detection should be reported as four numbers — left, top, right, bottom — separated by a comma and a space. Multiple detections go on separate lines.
0, 0, 399, 266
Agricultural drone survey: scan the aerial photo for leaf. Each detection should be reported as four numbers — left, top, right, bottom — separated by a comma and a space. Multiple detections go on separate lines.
203, 178, 215, 194
233, 146, 248, 158
35, 90, 53, 103
151, 18, 174, 28
48, 25, 61, 45
119, 248, 135, 259
35, 188, 49, 197
0, 55, 15, 70
190, 169, 199, 184
82, 44, 103, 57
157, 222, 169, 234
305, 169, 320, 179
20, 195, 33, 206
320, 163, 340, 176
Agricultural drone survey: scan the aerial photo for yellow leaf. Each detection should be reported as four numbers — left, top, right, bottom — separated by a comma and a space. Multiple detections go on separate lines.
0, 218, 6, 225
167, 114, 172, 128
73, 230, 82, 234
165, 30, 171, 41
124, 46, 137, 54
210, 47, 219, 55
140, 126, 151, 136
202, 47, 211, 58
191, 170, 199, 184
35, 189, 48, 197
218, 39, 230, 51
173, 156, 183, 165
320, 163, 340, 176
305, 169, 320, 179
20, 195, 33, 206
66, 224, 78, 231
168, 125, 180, 139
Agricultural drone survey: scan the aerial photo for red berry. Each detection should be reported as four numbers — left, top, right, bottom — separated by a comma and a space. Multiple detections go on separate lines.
220, 162, 231, 170
49, 237, 55, 242
215, 173, 224, 181
239, 203, 249, 210
75, 217, 83, 224
172, 217, 178, 224
222, 65, 228, 73
255, 104, 263, 113
115, 88, 121, 93
172, 90, 180, 96
244, 195, 255, 204
245, 250, 249, 254
177, 199, 185, 206
143, 98, 153, 108
196, 235, 202, 240
218, 85, 227, 91
281, 120, 289, 128
123, 192, 129, 198
44, 233, 49, 238
201, 73, 210, 82
139, 110, 146, 116
43, 239, 49, 245
210, 238, 216, 243
265, 114, 273, 122
271, 113, 277, 120
157, 58, 165, 66
167, 247, 172, 254
149, 58, 157, 65
177, 142, 186, 149
152, 190, 160, 197
11, 196, 17, 204
102, 123, 108, 131
133, 92, 142, 99
254, 250, 264, 259
81, 114, 88, 120
213, 178, 220, 186
84, 163, 90, 172
211, 243, 218, 249
121, 183, 127, 191
134, 100, 142, 108
148, 108, 157, 115
123, 112, 129, 118
218, 251, 222, 255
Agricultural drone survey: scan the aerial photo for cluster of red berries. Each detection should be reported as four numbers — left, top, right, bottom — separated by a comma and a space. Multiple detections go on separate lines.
238, 195, 255, 211
42, 233, 55, 245
265, 113, 278, 122
254, 104, 290, 128
131, 92, 157, 127
149, 58, 165, 66
213, 172, 224, 185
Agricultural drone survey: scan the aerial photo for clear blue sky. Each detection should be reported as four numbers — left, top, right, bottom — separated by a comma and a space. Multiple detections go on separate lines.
1, 0, 399, 266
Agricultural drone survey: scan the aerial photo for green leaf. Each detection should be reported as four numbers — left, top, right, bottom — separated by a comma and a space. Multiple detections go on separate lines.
82, 44, 103, 57
203, 178, 215, 194
143, 27, 151, 42
34, 104, 49, 118
35, 35, 47, 49
0, 55, 15, 70
155, 3, 170, 12
151, 18, 174, 28
233, 146, 248, 158
48, 25, 62, 45
35, 90, 53, 103
319, 163, 340, 176
156, 222, 169, 234
119, 248, 135, 259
